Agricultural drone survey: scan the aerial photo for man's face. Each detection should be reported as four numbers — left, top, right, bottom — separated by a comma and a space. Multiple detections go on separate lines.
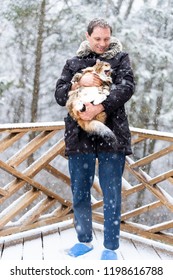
86, 27, 111, 54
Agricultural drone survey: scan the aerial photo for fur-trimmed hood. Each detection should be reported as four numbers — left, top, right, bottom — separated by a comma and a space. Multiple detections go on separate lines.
76, 37, 123, 59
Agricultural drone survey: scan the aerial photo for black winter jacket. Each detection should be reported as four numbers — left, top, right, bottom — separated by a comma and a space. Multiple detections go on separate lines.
55, 37, 135, 156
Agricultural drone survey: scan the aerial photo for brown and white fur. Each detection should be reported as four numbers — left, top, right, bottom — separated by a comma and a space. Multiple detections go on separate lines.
66, 60, 116, 142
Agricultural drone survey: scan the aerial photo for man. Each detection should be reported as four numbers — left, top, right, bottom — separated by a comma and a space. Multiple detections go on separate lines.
55, 18, 135, 260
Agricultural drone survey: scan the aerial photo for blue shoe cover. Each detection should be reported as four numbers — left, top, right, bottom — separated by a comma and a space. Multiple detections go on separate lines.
101, 249, 118, 260
67, 243, 93, 257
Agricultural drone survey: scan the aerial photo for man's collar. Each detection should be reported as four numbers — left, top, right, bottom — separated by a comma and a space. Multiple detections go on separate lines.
76, 37, 123, 59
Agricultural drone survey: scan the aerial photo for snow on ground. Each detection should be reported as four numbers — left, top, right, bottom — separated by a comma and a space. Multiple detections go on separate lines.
1, 220, 173, 260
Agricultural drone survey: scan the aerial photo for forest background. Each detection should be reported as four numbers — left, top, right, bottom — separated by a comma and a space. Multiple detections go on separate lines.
1, 0, 173, 130
0, 0, 173, 225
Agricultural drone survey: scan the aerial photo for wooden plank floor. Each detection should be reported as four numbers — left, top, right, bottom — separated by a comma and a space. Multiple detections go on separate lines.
0, 222, 173, 260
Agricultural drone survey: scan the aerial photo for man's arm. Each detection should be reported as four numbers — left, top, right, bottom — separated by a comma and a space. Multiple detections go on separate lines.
55, 60, 74, 107
101, 53, 135, 115
79, 102, 104, 121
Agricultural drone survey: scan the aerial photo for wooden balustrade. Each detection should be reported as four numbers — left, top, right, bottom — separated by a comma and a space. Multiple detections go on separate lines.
0, 122, 173, 245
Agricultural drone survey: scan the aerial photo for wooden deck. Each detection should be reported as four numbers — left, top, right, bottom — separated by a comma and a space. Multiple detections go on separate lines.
1, 220, 173, 260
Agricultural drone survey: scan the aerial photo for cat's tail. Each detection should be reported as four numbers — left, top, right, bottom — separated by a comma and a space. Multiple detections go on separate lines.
78, 119, 117, 147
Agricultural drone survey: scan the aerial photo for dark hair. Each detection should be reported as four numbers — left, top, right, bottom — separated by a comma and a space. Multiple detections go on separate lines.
87, 18, 112, 36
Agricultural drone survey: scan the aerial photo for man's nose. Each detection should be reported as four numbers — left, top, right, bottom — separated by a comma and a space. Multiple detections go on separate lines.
99, 40, 107, 47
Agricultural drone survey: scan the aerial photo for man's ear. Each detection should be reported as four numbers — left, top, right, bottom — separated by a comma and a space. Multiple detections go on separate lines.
85, 32, 89, 40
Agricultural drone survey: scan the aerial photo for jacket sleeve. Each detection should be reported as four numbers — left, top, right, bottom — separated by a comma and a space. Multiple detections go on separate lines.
102, 53, 135, 115
55, 60, 73, 107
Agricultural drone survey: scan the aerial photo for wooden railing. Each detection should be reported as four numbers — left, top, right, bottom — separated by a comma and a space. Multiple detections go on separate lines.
0, 122, 173, 245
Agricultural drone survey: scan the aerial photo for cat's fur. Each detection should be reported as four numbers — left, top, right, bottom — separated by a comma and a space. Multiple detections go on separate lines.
66, 60, 116, 142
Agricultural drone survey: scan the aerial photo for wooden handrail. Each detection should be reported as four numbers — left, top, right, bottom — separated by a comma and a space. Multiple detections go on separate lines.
0, 122, 173, 245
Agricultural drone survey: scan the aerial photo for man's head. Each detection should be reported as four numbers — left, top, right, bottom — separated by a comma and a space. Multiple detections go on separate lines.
86, 18, 112, 55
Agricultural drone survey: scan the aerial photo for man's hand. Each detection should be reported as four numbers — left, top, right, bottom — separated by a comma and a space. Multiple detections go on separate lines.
79, 102, 104, 121
79, 73, 102, 87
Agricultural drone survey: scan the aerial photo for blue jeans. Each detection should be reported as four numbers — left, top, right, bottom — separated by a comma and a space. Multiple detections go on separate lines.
68, 152, 125, 250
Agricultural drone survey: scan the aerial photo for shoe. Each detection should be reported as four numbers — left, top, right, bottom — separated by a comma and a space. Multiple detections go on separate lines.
100, 249, 118, 260
67, 243, 93, 257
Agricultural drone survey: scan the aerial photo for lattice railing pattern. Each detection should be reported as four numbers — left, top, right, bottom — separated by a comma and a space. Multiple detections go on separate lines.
0, 123, 173, 245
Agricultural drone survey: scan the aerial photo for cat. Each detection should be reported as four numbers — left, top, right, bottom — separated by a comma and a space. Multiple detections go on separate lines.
66, 59, 116, 143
